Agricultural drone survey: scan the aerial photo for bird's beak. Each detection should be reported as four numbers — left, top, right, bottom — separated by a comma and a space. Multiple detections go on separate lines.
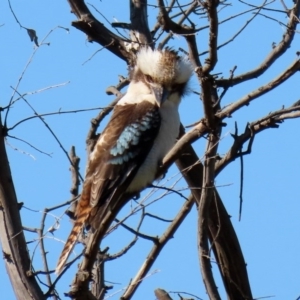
151, 85, 170, 106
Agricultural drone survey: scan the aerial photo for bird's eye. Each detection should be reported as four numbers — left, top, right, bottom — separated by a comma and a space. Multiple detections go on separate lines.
145, 75, 153, 83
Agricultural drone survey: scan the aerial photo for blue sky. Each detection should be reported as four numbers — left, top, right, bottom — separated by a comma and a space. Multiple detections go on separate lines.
1, 0, 300, 299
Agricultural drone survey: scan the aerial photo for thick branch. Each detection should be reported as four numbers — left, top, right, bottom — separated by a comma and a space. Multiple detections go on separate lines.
198, 134, 221, 299
158, 1, 199, 49
130, 0, 153, 46
157, 0, 197, 35
0, 115, 45, 299
202, 0, 219, 74
67, 0, 131, 62
158, 122, 208, 178
207, 192, 253, 299
175, 141, 253, 299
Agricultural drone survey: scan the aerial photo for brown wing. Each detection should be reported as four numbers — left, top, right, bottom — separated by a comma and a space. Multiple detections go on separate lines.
88, 100, 161, 211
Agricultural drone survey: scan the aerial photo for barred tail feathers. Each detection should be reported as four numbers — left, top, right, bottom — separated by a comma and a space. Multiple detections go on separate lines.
55, 186, 92, 275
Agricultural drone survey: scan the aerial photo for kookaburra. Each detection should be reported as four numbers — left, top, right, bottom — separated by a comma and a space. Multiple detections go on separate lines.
56, 48, 193, 274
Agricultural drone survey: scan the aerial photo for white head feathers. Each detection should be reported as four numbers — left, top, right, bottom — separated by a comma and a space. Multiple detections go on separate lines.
136, 48, 193, 85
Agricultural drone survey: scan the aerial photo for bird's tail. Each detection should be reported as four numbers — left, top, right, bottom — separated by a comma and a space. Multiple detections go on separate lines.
56, 187, 91, 275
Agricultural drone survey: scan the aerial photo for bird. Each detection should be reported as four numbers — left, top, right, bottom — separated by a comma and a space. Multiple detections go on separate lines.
55, 47, 193, 274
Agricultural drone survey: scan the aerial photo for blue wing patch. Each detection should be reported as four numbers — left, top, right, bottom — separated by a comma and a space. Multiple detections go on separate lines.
109, 110, 160, 165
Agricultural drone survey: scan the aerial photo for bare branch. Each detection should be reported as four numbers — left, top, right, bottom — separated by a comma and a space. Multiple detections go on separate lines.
215, 103, 300, 175
38, 210, 56, 299
175, 141, 253, 299
130, 0, 153, 46
158, 123, 208, 179
121, 195, 195, 299
200, 1, 267, 57
6, 135, 52, 157
216, 1, 300, 87
157, 0, 197, 36
217, 59, 300, 119
198, 133, 221, 300
86, 95, 122, 155
11, 88, 84, 182
158, 1, 199, 49
4, 27, 66, 126
67, 0, 131, 62
201, 0, 219, 74
9, 106, 103, 131
0, 115, 45, 299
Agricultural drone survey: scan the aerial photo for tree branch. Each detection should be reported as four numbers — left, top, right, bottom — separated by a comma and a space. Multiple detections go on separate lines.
67, 0, 131, 62
175, 142, 253, 299
216, 1, 300, 87
215, 102, 300, 175
217, 59, 300, 119
121, 194, 195, 300
0, 115, 45, 299
130, 0, 153, 46
201, 0, 219, 74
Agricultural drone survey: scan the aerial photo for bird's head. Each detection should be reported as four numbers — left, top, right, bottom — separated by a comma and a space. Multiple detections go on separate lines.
132, 48, 193, 106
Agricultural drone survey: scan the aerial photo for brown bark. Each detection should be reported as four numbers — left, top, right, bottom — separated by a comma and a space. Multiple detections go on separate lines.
175, 141, 253, 299
0, 115, 45, 299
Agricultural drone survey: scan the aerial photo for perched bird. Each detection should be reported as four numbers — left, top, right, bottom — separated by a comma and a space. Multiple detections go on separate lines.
56, 48, 193, 274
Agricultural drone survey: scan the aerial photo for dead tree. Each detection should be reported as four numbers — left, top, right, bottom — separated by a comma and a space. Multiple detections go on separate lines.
1, 0, 300, 299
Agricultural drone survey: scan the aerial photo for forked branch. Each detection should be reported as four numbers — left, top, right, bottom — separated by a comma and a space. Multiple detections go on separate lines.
216, 1, 300, 87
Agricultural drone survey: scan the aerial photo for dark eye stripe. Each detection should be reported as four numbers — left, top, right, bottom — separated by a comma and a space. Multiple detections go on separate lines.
145, 75, 154, 84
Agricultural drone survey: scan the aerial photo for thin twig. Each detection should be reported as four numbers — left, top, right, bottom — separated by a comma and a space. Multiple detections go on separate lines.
10, 87, 84, 181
